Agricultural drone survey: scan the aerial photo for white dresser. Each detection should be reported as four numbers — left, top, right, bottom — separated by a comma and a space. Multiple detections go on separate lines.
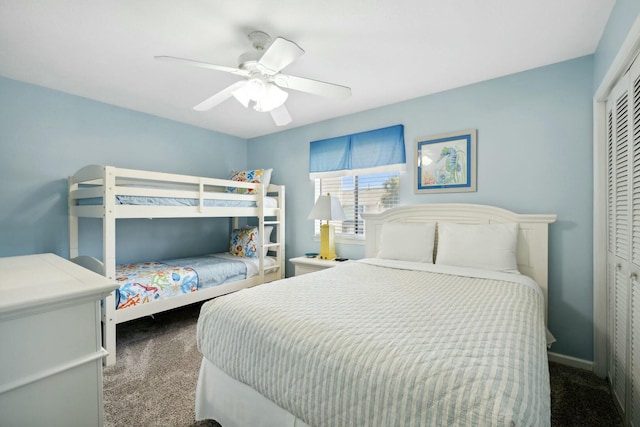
0, 253, 118, 427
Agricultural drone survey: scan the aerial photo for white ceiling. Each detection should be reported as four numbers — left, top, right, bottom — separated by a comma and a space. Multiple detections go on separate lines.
0, 0, 615, 139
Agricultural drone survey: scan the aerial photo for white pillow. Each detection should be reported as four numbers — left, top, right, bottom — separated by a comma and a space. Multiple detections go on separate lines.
262, 168, 273, 189
263, 226, 273, 245
435, 222, 520, 273
377, 222, 436, 263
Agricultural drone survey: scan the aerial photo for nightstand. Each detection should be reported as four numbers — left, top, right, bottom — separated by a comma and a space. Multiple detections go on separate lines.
290, 256, 346, 276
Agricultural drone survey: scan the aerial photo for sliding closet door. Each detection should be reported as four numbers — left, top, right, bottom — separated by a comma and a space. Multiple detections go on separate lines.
628, 58, 640, 427
607, 72, 631, 414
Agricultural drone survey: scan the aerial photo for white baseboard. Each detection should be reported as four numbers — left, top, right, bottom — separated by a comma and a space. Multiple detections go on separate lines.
548, 351, 594, 371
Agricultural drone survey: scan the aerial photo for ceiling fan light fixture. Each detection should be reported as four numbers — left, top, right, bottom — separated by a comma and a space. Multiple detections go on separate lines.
254, 83, 288, 112
245, 78, 267, 101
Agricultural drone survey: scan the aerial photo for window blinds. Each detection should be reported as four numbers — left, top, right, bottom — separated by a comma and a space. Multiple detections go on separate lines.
309, 124, 406, 179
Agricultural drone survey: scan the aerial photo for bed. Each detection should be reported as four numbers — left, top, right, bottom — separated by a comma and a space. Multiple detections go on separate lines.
68, 165, 285, 366
194, 203, 556, 426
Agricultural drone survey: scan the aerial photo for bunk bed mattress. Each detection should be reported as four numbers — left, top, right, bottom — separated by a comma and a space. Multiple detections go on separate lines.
78, 195, 278, 208
196, 259, 550, 426
115, 254, 275, 310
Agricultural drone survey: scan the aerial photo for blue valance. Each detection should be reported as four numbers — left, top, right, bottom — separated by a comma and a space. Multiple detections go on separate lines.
309, 124, 406, 179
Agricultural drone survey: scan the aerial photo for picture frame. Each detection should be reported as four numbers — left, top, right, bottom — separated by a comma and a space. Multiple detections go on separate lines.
414, 129, 477, 194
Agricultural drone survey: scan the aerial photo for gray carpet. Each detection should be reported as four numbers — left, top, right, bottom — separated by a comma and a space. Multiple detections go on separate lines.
103, 302, 218, 427
104, 302, 622, 427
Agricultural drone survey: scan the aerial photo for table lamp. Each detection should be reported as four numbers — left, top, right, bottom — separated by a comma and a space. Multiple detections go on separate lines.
308, 194, 346, 260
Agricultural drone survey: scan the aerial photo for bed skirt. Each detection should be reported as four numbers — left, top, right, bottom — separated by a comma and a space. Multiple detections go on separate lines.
195, 357, 310, 427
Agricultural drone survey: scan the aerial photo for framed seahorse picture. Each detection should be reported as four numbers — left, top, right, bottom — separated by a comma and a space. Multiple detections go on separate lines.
415, 129, 477, 194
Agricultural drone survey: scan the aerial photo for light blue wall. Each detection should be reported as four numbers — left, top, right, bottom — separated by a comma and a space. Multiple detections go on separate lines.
5, 3, 638, 361
0, 77, 247, 264
593, 0, 640, 90
249, 56, 595, 360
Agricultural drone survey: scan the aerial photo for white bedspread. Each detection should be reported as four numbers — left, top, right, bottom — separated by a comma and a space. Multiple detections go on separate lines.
197, 259, 550, 426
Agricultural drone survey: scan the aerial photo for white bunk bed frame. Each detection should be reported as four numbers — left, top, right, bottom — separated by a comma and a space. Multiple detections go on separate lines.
68, 165, 285, 366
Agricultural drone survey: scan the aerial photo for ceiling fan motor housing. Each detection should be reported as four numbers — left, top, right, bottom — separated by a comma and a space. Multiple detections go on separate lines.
238, 31, 273, 71
248, 31, 272, 50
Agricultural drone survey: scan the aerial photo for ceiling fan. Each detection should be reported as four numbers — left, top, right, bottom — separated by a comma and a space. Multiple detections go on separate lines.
155, 31, 352, 126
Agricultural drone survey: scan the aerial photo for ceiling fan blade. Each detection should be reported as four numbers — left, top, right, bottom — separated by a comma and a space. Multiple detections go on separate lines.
273, 74, 351, 99
155, 56, 250, 77
193, 81, 247, 111
270, 104, 292, 126
257, 37, 305, 75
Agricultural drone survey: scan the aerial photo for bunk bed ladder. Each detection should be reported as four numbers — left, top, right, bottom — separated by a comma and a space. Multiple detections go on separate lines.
258, 184, 265, 283
269, 185, 285, 279
264, 219, 282, 277
261, 184, 285, 280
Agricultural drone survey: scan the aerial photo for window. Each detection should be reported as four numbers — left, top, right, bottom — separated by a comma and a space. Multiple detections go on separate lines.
309, 124, 406, 239
314, 172, 400, 238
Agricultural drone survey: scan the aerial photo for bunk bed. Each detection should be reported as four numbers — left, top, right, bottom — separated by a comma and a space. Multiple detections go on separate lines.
68, 165, 285, 366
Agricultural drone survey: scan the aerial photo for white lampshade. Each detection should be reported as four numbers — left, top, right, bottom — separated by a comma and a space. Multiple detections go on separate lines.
254, 84, 288, 112
245, 78, 267, 100
308, 194, 346, 221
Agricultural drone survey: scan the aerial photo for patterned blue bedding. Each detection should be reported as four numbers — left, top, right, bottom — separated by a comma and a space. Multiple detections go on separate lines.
163, 255, 247, 290
115, 255, 247, 310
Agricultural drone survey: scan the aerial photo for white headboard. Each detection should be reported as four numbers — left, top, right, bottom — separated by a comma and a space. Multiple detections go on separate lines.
362, 204, 556, 323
